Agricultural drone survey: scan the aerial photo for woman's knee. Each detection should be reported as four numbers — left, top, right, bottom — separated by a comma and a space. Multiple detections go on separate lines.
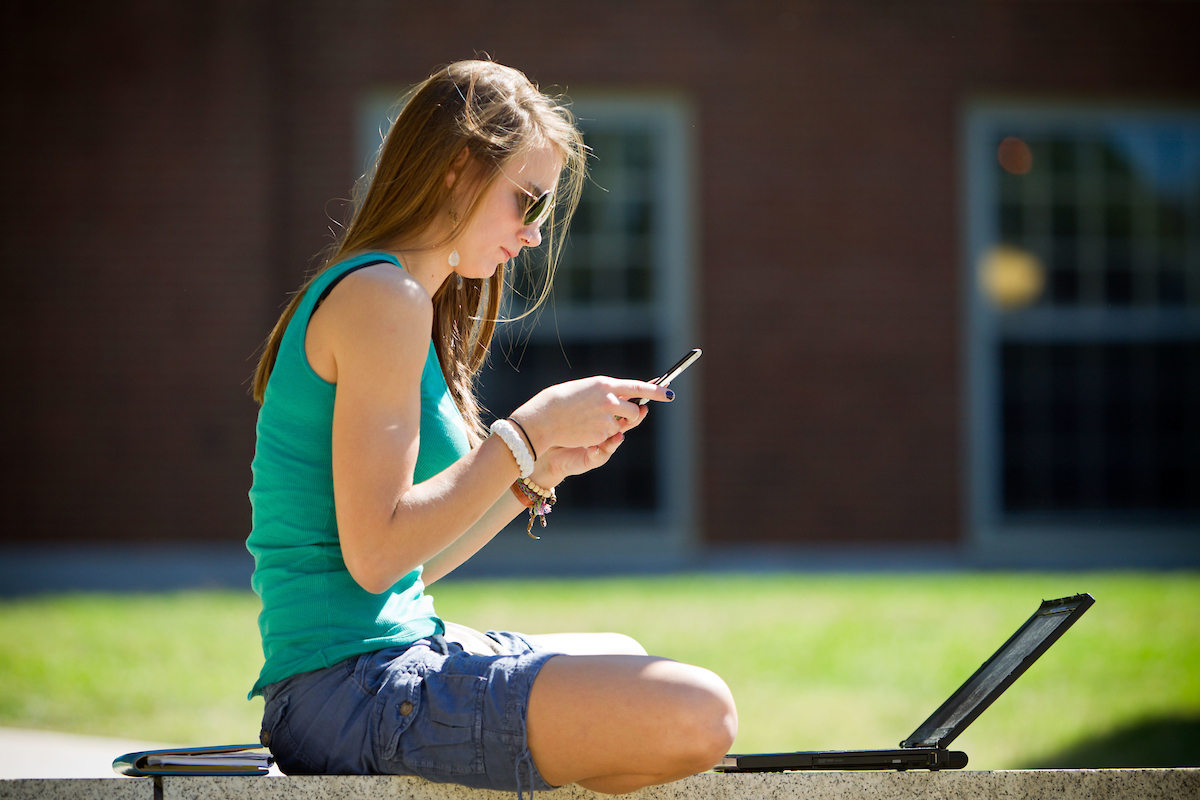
654, 663, 738, 772
690, 667, 739, 754
527, 654, 736, 786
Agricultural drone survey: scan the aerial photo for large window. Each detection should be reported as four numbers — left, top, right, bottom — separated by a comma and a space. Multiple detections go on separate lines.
964, 105, 1200, 563
361, 93, 699, 570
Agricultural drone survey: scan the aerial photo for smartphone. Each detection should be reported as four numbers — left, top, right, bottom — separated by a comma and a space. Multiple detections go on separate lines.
637, 348, 702, 405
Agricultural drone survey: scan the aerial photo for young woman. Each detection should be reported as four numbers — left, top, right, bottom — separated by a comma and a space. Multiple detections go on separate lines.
246, 60, 737, 796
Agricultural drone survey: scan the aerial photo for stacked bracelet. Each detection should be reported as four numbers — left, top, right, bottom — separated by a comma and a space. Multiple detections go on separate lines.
513, 477, 556, 539
510, 482, 534, 508
491, 417, 555, 538
490, 419, 534, 478
506, 418, 538, 462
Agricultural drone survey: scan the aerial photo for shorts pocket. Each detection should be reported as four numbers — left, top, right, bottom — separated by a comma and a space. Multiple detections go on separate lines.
394, 672, 486, 777
377, 672, 422, 761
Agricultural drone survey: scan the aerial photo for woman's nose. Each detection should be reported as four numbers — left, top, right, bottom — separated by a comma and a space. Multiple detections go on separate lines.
520, 224, 542, 248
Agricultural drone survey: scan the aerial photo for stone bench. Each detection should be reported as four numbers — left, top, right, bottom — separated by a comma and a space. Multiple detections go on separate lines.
3, 770, 1199, 800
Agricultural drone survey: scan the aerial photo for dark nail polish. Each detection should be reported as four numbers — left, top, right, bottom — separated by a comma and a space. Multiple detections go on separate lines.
665, 389, 675, 401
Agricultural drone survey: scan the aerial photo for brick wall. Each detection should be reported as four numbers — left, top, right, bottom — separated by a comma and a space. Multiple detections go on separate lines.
1, 1, 1196, 547
1, 2, 275, 544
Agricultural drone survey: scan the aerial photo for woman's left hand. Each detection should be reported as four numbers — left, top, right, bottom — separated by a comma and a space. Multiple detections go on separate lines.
527, 397, 648, 486
539, 433, 628, 482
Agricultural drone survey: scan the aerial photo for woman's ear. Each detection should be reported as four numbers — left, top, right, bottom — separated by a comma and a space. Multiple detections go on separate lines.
445, 146, 471, 189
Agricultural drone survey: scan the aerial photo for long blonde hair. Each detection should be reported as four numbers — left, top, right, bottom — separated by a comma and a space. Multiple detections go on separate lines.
251, 60, 587, 442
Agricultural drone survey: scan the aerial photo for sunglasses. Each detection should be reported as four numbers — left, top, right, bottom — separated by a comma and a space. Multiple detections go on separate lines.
502, 170, 556, 228
522, 188, 556, 228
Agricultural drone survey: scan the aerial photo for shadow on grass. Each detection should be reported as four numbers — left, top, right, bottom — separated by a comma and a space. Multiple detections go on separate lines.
1025, 714, 1200, 769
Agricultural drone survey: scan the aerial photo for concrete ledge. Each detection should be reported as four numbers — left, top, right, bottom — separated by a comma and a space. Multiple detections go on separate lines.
0, 780, 153, 800
4, 770, 1199, 800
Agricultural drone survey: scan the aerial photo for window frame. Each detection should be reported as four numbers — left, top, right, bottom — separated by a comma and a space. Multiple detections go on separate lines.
358, 90, 701, 572
962, 100, 1200, 566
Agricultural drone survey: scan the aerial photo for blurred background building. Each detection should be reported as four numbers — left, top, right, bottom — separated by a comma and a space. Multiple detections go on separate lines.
2, 0, 1197, 589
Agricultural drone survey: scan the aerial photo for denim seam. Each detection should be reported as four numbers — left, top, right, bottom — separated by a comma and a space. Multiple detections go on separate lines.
273, 701, 322, 774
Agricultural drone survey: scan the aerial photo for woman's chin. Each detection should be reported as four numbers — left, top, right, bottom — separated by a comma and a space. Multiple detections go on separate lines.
457, 264, 501, 283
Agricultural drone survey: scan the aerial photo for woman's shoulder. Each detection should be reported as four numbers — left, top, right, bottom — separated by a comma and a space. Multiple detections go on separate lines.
343, 261, 429, 304
306, 257, 433, 380
321, 256, 432, 324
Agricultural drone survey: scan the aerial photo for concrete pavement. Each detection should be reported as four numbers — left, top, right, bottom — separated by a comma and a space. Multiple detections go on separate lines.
0, 728, 175, 779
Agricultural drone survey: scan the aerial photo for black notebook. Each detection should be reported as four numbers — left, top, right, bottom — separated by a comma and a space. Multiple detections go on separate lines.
715, 593, 1094, 772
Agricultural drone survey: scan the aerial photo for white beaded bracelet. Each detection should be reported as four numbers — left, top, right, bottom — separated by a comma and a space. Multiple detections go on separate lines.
490, 419, 534, 478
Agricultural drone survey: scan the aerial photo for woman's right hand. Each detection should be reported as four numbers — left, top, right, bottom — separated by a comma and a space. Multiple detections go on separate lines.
508, 376, 673, 483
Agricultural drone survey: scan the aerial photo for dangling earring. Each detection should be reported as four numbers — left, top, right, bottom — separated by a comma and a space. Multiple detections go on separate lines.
448, 203, 461, 268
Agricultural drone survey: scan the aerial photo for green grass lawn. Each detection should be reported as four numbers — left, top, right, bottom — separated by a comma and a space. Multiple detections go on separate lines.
1, 572, 1197, 770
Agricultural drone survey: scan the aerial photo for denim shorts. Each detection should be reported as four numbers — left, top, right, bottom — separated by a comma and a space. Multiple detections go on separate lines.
260, 627, 558, 795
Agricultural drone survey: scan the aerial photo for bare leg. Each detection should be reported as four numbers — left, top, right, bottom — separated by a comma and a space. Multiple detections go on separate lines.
526, 654, 737, 795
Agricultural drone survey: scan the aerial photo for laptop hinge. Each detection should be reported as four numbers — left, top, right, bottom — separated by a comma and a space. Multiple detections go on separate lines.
902, 727, 953, 749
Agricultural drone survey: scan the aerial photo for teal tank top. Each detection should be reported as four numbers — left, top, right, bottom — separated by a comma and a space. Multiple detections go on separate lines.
247, 252, 472, 697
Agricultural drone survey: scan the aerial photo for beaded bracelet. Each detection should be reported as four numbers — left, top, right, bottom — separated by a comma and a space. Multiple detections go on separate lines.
490, 419, 534, 478
513, 477, 556, 538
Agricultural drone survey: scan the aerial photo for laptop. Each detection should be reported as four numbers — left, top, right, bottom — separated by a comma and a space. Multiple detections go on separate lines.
715, 593, 1095, 772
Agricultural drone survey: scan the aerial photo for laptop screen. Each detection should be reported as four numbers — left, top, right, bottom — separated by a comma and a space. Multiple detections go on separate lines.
900, 593, 1095, 749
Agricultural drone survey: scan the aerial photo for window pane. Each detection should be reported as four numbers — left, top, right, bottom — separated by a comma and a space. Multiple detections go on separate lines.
1000, 341, 1200, 516
480, 338, 659, 514
994, 125, 1200, 310
558, 128, 657, 308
